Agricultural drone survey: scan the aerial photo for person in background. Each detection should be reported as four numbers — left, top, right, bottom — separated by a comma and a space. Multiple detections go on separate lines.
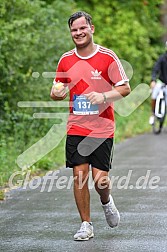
50, 11, 131, 241
149, 42, 167, 125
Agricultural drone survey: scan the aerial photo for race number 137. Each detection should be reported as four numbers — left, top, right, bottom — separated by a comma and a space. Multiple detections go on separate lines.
73, 95, 99, 115
78, 100, 91, 109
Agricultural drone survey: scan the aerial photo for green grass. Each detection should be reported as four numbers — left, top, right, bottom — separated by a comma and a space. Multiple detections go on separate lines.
0, 101, 152, 190
115, 101, 151, 142
0, 190, 5, 200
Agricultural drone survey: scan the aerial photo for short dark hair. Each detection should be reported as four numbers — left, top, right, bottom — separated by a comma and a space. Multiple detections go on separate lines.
68, 11, 92, 28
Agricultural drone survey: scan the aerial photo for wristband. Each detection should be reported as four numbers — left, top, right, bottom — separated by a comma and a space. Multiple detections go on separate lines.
102, 92, 107, 103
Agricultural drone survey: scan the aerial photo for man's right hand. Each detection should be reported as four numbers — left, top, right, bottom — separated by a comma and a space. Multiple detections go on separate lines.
150, 80, 156, 89
50, 83, 67, 100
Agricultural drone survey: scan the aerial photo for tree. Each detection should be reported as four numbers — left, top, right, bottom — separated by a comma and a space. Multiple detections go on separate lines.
0, 0, 75, 185
0, 0, 74, 115
75, 0, 165, 86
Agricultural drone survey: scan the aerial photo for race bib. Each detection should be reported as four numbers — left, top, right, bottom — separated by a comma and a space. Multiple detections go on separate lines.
73, 95, 99, 115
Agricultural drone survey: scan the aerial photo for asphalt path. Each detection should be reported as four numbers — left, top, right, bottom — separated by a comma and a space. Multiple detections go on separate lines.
0, 130, 167, 252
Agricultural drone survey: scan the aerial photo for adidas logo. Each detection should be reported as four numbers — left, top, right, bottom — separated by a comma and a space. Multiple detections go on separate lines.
91, 69, 102, 79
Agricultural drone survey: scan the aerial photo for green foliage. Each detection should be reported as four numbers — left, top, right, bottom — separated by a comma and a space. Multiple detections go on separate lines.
0, 0, 75, 186
0, 0, 74, 110
115, 101, 151, 142
0, 190, 5, 200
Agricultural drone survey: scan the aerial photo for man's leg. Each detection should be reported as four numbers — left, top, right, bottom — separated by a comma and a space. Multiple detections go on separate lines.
92, 167, 120, 228
92, 167, 111, 204
149, 99, 156, 125
149, 83, 161, 125
73, 163, 90, 222
151, 99, 156, 114
73, 163, 94, 241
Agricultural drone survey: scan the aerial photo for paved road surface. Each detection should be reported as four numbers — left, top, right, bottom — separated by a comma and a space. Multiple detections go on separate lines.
0, 130, 167, 252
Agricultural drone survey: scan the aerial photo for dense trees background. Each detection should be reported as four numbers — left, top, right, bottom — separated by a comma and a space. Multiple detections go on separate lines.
0, 0, 165, 186
76, 0, 164, 84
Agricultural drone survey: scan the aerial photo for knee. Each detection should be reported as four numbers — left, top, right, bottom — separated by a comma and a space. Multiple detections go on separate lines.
94, 176, 110, 190
73, 170, 89, 186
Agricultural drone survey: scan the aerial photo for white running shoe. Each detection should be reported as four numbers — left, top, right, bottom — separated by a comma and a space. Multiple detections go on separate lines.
149, 115, 155, 125
102, 195, 120, 228
74, 221, 94, 241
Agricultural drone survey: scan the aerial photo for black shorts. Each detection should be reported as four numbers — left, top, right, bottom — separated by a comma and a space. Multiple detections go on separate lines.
66, 135, 114, 171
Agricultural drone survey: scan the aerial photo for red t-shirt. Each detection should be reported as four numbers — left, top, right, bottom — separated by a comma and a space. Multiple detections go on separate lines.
54, 45, 128, 138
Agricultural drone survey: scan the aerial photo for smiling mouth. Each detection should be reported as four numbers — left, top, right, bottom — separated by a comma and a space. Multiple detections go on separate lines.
75, 35, 85, 40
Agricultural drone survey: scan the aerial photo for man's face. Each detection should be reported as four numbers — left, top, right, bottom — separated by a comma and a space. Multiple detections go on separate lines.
70, 16, 95, 48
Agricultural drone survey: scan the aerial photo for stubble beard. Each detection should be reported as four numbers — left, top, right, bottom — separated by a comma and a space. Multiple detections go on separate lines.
73, 36, 93, 49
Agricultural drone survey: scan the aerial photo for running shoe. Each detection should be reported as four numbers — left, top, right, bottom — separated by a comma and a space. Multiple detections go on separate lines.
74, 221, 94, 241
102, 195, 120, 228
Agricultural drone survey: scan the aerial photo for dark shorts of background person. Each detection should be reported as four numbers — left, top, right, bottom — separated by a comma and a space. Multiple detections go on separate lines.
66, 135, 114, 172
